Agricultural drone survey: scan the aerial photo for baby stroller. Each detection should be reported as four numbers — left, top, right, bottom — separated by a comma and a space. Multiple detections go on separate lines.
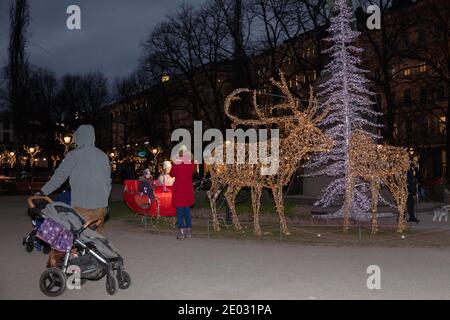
28, 196, 131, 297
22, 217, 51, 254
22, 189, 71, 254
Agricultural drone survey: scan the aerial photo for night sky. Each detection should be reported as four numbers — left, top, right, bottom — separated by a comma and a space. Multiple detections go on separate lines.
0, 0, 205, 87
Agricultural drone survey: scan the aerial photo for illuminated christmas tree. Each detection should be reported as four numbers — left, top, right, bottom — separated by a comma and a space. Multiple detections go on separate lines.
306, 0, 382, 220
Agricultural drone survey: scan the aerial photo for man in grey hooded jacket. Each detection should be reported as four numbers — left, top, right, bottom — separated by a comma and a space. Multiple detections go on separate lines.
41, 125, 112, 234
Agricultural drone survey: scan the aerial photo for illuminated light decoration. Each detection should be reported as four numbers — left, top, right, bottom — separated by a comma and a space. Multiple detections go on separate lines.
207, 72, 333, 237
305, 0, 383, 223
51, 155, 61, 168
344, 131, 409, 233
161, 75, 170, 83
23, 145, 42, 167
56, 133, 75, 155
150, 147, 162, 174
0, 151, 16, 168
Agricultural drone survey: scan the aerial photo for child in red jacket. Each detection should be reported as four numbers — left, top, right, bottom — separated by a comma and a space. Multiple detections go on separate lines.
170, 148, 196, 239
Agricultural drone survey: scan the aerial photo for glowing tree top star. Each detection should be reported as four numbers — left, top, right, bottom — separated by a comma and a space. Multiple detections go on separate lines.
305, 0, 382, 221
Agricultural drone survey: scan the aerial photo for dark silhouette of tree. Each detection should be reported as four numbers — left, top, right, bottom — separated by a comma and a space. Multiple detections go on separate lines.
5, 0, 30, 147
355, 0, 419, 144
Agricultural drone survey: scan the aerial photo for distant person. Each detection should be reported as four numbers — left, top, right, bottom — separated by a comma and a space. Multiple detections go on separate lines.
126, 161, 135, 180
138, 168, 155, 203
170, 146, 196, 239
407, 163, 420, 224
157, 161, 175, 187
39, 125, 112, 234
414, 164, 425, 199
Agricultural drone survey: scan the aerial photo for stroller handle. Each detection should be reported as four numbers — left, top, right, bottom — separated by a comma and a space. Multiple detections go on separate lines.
28, 196, 53, 208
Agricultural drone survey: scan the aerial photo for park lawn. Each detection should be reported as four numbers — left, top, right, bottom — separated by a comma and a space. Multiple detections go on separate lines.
108, 201, 135, 220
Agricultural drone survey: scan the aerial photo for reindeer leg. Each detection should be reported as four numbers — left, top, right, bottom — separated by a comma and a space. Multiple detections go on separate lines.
272, 185, 290, 236
207, 180, 222, 232
386, 174, 408, 233
395, 175, 408, 233
251, 186, 263, 237
224, 185, 242, 230
343, 175, 354, 233
371, 180, 380, 234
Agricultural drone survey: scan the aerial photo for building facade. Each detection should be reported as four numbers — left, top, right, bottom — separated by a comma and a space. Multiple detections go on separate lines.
0, 112, 14, 152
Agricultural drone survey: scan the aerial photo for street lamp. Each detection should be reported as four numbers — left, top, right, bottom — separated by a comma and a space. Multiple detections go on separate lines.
150, 147, 162, 174
7, 151, 16, 168
108, 151, 119, 172
56, 133, 75, 155
23, 145, 41, 168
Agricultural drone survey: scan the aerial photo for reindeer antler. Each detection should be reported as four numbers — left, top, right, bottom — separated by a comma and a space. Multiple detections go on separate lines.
304, 87, 330, 125
224, 88, 252, 125
224, 71, 328, 128
224, 86, 294, 128
268, 71, 301, 118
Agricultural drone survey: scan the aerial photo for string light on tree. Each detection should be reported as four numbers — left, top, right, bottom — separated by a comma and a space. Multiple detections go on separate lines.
23, 145, 41, 168
0, 151, 14, 167
51, 155, 61, 168
56, 133, 75, 155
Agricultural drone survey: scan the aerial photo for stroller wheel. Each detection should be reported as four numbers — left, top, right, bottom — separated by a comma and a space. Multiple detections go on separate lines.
25, 241, 34, 253
117, 271, 131, 290
39, 268, 67, 297
106, 274, 118, 295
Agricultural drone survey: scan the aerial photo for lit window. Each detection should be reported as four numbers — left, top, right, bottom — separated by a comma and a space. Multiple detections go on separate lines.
403, 67, 411, 76
419, 62, 427, 73
440, 116, 447, 135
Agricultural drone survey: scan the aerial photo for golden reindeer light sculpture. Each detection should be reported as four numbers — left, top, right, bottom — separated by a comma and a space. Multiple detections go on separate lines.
343, 131, 410, 234
207, 72, 333, 237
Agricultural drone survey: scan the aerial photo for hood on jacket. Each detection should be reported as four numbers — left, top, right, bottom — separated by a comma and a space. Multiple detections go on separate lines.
74, 125, 96, 148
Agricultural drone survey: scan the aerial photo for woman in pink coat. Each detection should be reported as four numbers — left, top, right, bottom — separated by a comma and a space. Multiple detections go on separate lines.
170, 149, 196, 239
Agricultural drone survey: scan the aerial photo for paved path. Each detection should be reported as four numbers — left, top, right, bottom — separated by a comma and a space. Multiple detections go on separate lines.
1, 196, 450, 300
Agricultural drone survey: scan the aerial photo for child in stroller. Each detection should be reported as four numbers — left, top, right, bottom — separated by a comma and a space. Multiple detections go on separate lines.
28, 196, 131, 297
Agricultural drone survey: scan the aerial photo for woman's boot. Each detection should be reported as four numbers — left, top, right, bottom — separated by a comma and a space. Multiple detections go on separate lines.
185, 228, 192, 238
177, 228, 185, 240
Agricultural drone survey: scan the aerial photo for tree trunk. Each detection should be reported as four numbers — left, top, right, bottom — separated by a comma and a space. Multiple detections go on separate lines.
446, 91, 450, 183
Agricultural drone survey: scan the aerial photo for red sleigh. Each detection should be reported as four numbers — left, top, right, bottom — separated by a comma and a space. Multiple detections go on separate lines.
123, 180, 176, 217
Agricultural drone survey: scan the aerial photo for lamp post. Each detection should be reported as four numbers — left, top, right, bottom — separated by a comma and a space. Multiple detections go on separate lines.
7, 151, 16, 169
150, 147, 162, 174
56, 133, 75, 155
23, 145, 41, 168
109, 151, 119, 171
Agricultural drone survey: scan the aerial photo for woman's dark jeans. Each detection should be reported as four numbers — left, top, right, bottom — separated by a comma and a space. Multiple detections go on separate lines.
176, 207, 192, 229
